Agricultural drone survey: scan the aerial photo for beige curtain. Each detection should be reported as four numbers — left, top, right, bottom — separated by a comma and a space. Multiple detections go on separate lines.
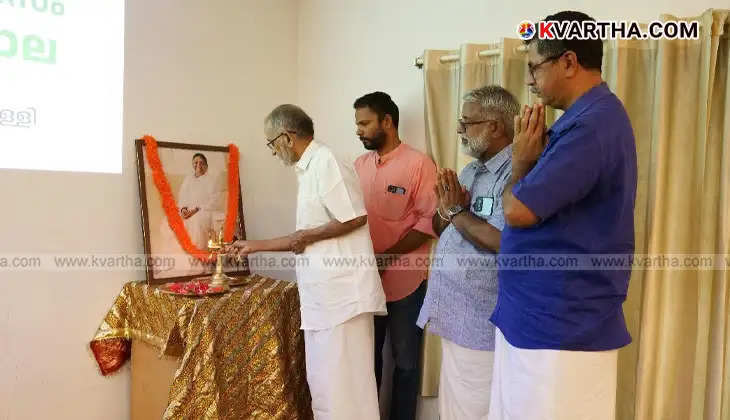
456, 42, 501, 171
420, 9, 730, 417
421, 49, 459, 396
601, 29, 658, 420
603, 9, 730, 420
423, 49, 460, 170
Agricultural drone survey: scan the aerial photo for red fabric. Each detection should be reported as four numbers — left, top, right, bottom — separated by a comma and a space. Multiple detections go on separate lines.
90, 338, 131, 376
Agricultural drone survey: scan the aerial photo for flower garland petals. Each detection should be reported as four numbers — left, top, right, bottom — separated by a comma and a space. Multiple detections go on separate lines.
224, 144, 239, 242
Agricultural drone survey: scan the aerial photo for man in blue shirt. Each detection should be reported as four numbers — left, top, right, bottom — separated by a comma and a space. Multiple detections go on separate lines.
488, 11, 637, 420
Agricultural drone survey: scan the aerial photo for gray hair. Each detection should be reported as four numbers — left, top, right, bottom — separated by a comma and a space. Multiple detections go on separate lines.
463, 85, 520, 138
264, 104, 314, 138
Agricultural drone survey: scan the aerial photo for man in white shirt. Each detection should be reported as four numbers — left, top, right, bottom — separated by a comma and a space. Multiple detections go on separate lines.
229, 104, 386, 420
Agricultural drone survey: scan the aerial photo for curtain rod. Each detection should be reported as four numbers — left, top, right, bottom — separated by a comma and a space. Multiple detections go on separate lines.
415, 37, 643, 68
414, 45, 527, 68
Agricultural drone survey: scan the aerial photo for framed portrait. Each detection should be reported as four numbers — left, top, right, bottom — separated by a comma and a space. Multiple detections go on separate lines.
135, 139, 249, 284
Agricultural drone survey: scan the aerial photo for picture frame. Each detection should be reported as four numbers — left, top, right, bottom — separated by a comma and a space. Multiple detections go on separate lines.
134, 138, 249, 284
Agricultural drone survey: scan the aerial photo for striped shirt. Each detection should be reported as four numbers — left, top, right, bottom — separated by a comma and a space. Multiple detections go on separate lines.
416, 144, 512, 351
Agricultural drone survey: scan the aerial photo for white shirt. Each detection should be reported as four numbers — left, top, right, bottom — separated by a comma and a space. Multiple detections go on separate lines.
294, 141, 386, 330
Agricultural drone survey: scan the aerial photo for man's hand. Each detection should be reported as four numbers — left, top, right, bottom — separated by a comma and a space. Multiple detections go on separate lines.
502, 104, 545, 228
289, 230, 312, 254
435, 168, 469, 211
512, 104, 547, 178
225, 240, 259, 256
433, 183, 449, 220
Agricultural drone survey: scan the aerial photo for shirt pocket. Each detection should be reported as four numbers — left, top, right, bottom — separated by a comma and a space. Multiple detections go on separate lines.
375, 189, 411, 221
485, 196, 506, 231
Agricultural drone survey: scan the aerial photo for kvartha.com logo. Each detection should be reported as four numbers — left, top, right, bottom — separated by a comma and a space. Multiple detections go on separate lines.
517, 21, 536, 40
516, 20, 699, 40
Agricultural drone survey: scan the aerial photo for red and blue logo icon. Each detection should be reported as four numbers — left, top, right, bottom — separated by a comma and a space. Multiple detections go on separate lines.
517, 21, 536, 40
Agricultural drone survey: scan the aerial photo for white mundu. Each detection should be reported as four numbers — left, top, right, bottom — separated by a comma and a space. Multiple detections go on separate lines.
488, 329, 618, 420
439, 337, 495, 420
294, 140, 386, 420
305, 312, 380, 420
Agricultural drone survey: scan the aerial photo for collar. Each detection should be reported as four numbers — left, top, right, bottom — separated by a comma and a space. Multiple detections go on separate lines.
376, 142, 406, 166
549, 82, 611, 136
471, 144, 512, 174
295, 140, 319, 172
484, 143, 513, 174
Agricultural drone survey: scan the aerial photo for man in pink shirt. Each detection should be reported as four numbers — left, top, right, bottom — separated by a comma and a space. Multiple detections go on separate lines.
353, 92, 438, 420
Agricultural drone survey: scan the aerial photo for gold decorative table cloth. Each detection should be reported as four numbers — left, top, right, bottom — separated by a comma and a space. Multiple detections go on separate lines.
90, 276, 312, 420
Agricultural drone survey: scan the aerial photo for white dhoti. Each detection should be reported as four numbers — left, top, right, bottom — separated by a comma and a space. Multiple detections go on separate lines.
439, 336, 495, 420
304, 312, 380, 420
488, 328, 618, 420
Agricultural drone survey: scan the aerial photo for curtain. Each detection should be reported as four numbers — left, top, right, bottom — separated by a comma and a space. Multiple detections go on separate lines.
456, 42, 500, 171
421, 49, 459, 397
420, 9, 730, 418
603, 9, 730, 420
423, 49, 460, 170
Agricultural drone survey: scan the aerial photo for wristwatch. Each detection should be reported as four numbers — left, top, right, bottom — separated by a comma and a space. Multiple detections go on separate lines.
446, 205, 465, 221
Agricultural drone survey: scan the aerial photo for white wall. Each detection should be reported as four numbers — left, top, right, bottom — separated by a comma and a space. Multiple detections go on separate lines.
0, 1, 298, 419
297, 0, 730, 161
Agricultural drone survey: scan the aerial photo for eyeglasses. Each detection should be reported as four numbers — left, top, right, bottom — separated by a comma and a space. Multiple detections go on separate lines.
265, 131, 294, 151
457, 118, 496, 131
527, 50, 567, 80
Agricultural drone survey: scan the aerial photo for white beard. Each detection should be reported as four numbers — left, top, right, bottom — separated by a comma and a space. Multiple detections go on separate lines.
459, 136, 488, 159
277, 145, 296, 166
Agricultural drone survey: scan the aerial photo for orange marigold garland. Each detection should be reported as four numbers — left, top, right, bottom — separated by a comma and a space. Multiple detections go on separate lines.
143, 135, 239, 262
224, 143, 240, 241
